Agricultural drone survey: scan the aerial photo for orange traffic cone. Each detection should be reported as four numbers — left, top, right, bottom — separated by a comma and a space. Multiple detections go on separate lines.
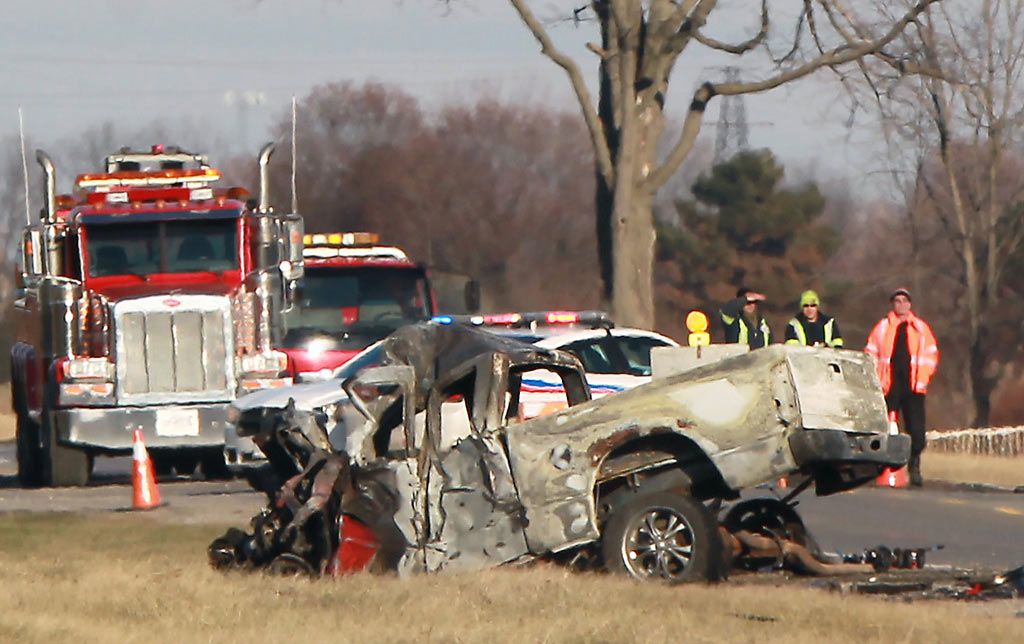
876, 411, 909, 488
776, 476, 789, 489
131, 429, 163, 510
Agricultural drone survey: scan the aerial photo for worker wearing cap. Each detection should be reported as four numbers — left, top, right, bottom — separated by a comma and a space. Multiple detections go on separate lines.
720, 288, 772, 349
785, 290, 844, 348
865, 288, 939, 487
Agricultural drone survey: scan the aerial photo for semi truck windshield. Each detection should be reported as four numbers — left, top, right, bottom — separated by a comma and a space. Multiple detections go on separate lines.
85, 217, 239, 277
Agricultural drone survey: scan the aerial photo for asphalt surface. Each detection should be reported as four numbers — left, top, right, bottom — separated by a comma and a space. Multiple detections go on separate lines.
1, 441, 1021, 570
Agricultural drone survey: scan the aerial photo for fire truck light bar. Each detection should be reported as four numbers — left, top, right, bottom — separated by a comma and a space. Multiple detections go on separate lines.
303, 246, 408, 260
303, 232, 381, 247
76, 167, 221, 190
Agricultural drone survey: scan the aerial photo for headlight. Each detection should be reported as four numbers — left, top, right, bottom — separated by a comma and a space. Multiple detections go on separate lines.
239, 350, 288, 375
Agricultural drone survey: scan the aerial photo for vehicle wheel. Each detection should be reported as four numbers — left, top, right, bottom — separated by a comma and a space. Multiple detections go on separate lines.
602, 491, 723, 583
267, 553, 315, 577
43, 419, 92, 487
15, 414, 44, 488
721, 497, 822, 560
200, 449, 232, 480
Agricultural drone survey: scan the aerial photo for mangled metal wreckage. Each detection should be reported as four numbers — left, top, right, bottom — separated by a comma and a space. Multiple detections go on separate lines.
210, 323, 909, 582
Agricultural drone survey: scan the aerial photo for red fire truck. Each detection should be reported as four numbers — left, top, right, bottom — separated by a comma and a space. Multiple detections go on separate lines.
280, 232, 477, 381
10, 144, 304, 486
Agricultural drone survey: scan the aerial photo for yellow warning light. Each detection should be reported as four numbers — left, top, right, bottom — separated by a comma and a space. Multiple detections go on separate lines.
685, 310, 710, 346
685, 310, 709, 333
688, 332, 711, 347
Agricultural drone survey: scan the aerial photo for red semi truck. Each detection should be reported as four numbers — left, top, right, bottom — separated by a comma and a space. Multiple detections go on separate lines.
10, 144, 304, 486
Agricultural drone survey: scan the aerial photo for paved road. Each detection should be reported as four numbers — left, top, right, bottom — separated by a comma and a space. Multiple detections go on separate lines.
1, 442, 1021, 569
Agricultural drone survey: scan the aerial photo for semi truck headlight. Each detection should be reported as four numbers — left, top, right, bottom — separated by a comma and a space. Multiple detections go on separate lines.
63, 357, 115, 381
239, 350, 288, 375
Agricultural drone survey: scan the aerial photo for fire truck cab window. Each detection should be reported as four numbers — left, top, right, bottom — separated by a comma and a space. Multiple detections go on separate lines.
294, 267, 430, 328
85, 216, 239, 277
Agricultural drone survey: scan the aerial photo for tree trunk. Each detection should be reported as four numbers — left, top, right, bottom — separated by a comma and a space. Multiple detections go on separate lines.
611, 191, 656, 328
968, 331, 994, 428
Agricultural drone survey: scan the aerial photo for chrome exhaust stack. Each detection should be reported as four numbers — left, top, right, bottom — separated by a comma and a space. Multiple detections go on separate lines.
36, 149, 56, 223
257, 142, 275, 213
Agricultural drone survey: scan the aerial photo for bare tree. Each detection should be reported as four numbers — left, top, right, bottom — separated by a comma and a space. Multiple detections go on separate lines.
507, 0, 941, 327
862, 0, 1024, 426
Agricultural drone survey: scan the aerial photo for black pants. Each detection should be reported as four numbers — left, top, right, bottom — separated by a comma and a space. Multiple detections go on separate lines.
886, 390, 927, 459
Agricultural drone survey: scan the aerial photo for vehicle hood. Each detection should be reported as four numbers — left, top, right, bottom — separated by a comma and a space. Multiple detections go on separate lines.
89, 274, 241, 301
232, 379, 349, 412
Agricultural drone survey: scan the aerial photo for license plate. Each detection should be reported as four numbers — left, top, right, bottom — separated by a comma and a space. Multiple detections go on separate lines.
155, 408, 200, 437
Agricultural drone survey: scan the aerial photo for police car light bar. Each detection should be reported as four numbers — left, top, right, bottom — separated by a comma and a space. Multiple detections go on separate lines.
434, 310, 613, 329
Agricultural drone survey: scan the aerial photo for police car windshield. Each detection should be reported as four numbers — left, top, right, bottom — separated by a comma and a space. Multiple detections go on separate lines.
85, 217, 239, 277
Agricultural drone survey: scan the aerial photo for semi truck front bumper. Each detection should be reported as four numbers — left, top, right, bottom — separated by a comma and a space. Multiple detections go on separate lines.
53, 403, 231, 452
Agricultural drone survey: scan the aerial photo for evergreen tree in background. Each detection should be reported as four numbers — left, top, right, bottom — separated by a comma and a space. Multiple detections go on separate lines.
656, 150, 839, 332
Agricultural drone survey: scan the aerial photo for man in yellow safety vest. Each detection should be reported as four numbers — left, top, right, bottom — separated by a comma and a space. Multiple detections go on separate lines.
784, 290, 844, 348
720, 287, 772, 348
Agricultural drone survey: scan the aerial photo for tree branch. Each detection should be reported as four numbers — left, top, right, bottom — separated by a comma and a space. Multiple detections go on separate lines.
648, 0, 942, 190
509, 0, 615, 187
692, 0, 768, 55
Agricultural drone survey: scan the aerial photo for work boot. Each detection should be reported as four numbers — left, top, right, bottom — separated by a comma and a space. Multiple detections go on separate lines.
909, 455, 923, 488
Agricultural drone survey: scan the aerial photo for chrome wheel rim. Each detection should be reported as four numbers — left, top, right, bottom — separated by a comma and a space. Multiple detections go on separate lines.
620, 506, 696, 581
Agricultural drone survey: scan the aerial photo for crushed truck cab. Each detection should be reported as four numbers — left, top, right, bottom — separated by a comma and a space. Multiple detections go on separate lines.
212, 323, 907, 582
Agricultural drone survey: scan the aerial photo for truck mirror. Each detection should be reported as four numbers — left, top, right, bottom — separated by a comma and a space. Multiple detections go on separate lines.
465, 279, 481, 313
280, 214, 304, 281
284, 278, 302, 310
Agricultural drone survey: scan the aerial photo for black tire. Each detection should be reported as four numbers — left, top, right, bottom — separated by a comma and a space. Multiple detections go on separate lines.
43, 418, 92, 487
152, 450, 200, 477
602, 491, 723, 583
15, 414, 44, 488
151, 451, 176, 477
267, 553, 315, 577
721, 497, 823, 560
174, 453, 199, 477
200, 449, 232, 480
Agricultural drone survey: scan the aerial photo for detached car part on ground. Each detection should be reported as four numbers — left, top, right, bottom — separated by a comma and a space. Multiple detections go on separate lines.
210, 323, 909, 583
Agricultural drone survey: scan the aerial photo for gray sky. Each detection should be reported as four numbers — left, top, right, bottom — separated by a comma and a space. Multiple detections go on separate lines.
0, 1, 885, 192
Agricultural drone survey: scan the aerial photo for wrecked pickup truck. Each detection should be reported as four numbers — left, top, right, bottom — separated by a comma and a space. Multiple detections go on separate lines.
210, 322, 910, 583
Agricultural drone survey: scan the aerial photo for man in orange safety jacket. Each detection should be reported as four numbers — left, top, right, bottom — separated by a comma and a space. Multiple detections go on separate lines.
865, 288, 939, 487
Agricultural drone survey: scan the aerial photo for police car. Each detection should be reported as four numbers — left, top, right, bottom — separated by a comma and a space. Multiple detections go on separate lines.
439, 311, 678, 417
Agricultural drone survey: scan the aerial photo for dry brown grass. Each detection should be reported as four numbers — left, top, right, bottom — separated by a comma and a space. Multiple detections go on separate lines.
0, 513, 1019, 643
924, 452, 1024, 488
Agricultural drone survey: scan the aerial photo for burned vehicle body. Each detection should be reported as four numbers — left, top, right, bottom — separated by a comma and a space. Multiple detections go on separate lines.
214, 323, 909, 582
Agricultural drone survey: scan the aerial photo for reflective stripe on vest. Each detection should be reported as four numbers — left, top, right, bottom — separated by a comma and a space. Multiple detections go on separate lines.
787, 317, 838, 346
738, 318, 770, 346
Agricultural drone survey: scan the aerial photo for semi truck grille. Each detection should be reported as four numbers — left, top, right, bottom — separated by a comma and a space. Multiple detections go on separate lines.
114, 296, 234, 402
